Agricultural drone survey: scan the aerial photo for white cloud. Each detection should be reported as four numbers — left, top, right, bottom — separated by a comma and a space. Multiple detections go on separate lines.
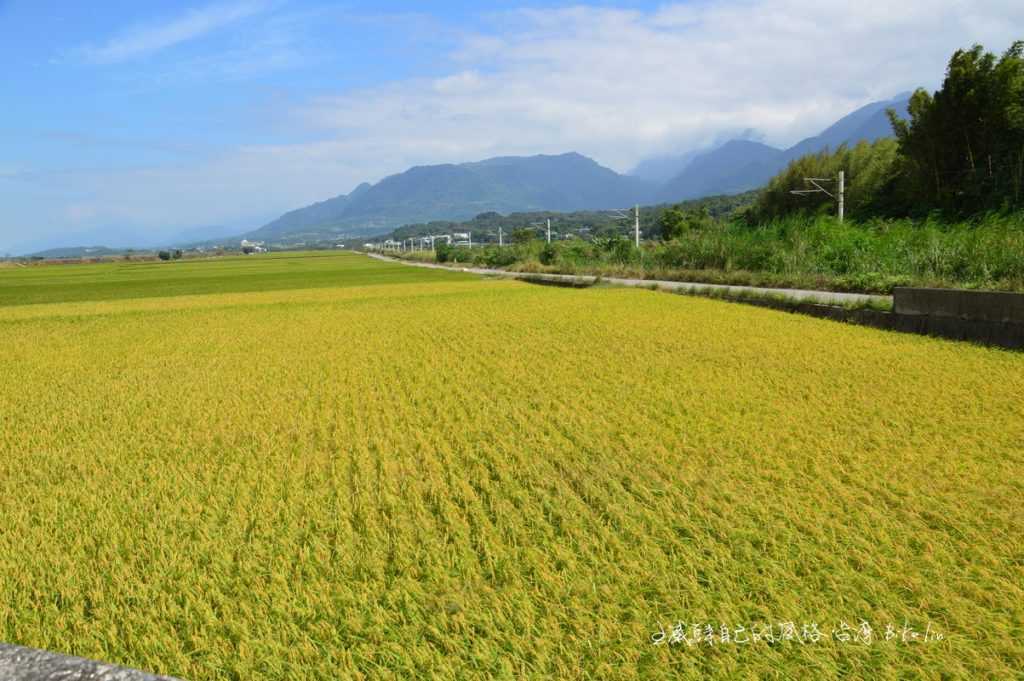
295, 0, 1023, 171
78, 1, 272, 64
6, 0, 1024, 252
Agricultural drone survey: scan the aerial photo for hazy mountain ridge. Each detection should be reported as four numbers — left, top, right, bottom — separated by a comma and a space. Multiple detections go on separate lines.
628, 151, 701, 184
783, 93, 911, 162
16, 221, 258, 257
654, 94, 911, 202
655, 140, 785, 203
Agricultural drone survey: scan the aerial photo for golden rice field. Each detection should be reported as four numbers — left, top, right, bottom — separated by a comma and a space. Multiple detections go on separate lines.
0, 252, 1022, 679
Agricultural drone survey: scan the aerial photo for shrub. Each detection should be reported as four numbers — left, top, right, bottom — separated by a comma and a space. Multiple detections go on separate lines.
478, 247, 518, 268
539, 242, 558, 265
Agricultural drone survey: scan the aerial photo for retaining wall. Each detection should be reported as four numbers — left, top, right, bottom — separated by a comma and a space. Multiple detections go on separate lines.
890, 287, 1024, 349
735, 297, 1024, 350
894, 287, 1024, 323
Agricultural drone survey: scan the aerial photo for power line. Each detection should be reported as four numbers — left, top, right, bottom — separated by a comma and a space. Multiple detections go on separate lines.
791, 171, 845, 222
609, 206, 641, 247
530, 219, 552, 243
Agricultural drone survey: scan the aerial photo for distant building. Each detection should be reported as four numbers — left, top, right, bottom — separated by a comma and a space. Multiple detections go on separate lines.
240, 239, 266, 254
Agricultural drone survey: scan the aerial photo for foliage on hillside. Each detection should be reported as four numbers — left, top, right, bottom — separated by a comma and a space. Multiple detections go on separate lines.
748, 139, 900, 223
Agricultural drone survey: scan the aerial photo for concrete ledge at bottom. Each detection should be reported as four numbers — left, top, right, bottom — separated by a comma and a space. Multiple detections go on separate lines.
894, 287, 1024, 323
0, 643, 182, 681
731, 298, 1024, 349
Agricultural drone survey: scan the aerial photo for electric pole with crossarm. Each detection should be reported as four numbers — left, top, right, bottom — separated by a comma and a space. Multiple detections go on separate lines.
791, 171, 845, 222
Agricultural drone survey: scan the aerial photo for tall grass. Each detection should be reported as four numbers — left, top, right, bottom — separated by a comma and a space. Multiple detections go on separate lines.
434, 213, 1024, 294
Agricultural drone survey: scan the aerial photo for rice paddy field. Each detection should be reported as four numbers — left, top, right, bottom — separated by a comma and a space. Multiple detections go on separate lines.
0, 251, 1021, 679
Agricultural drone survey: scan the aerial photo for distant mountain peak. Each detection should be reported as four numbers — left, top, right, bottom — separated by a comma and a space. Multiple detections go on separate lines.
719, 139, 777, 150
240, 152, 656, 243
654, 93, 912, 203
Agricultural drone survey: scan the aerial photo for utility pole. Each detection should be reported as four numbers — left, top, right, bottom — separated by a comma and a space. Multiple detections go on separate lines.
611, 207, 639, 246
791, 171, 845, 222
634, 205, 640, 248
837, 171, 845, 223
498, 226, 504, 247
529, 219, 547, 242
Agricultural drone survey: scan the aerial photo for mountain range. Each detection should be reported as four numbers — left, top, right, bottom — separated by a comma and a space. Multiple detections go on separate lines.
236, 93, 909, 245
242, 153, 653, 243
21, 94, 911, 255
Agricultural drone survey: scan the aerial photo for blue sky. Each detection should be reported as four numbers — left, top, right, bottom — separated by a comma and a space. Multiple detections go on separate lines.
1, 0, 1021, 253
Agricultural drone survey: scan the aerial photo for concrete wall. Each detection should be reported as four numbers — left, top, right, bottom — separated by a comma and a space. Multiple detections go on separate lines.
894, 287, 1024, 323
739, 299, 1024, 350
888, 287, 1024, 349
0, 643, 181, 681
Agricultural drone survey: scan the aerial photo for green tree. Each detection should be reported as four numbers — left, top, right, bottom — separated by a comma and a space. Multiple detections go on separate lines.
434, 242, 452, 262
659, 205, 715, 240
888, 41, 1024, 214
511, 228, 536, 244
539, 242, 557, 265
658, 206, 687, 240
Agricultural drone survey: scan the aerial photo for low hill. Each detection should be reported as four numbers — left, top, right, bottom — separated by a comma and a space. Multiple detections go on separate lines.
27, 246, 129, 259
